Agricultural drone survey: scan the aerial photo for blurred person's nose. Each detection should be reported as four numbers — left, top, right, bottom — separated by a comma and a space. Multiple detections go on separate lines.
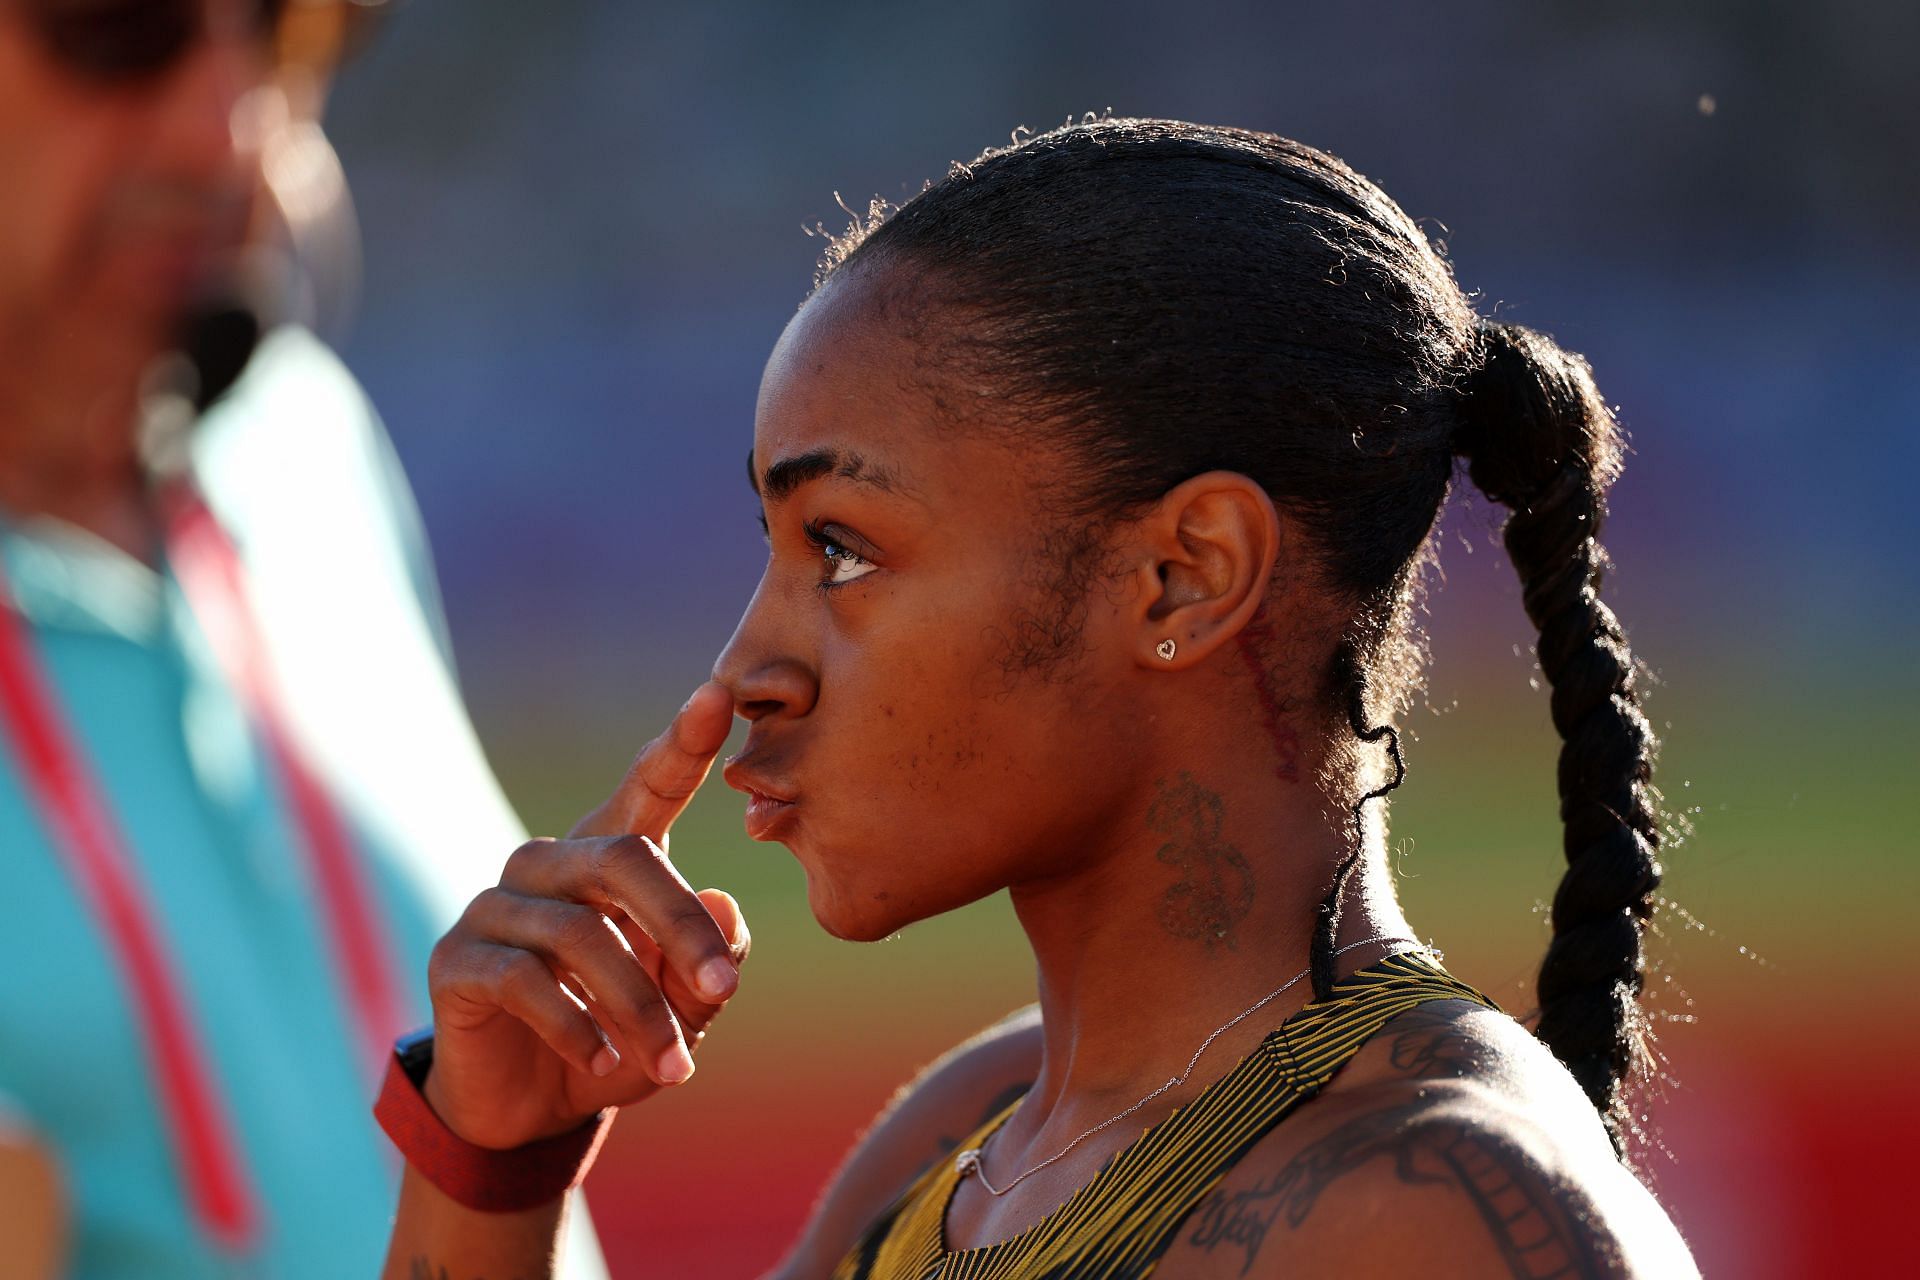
145, 0, 269, 185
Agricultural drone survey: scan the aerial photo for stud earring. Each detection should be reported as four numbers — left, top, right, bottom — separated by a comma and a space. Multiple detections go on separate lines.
1156, 639, 1177, 661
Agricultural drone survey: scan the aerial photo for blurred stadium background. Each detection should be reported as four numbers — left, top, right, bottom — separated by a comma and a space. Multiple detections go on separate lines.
321, 2, 1913, 1275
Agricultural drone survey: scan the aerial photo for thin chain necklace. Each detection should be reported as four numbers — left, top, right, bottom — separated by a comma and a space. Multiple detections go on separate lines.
953, 934, 1432, 1197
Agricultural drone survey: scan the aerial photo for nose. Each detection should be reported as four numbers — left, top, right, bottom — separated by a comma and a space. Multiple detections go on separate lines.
149, 2, 269, 185
711, 580, 818, 723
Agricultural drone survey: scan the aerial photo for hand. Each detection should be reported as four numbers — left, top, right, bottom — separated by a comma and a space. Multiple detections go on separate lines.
420, 682, 748, 1149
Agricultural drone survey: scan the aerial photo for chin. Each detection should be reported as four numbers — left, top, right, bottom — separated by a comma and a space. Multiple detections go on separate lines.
804, 874, 926, 944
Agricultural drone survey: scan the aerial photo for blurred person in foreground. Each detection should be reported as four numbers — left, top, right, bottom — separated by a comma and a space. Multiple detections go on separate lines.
379, 120, 1698, 1278
0, 1, 606, 1274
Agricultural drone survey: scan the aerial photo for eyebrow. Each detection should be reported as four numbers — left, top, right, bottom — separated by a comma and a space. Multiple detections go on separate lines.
748, 447, 901, 503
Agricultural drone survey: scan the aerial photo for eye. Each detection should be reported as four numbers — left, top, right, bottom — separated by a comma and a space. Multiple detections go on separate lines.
803, 520, 879, 588
820, 538, 877, 587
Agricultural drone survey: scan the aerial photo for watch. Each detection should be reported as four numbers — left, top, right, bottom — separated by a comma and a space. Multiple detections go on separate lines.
373, 1027, 615, 1213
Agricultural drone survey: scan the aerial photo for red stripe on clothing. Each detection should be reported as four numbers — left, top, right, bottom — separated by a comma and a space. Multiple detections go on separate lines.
0, 590, 261, 1251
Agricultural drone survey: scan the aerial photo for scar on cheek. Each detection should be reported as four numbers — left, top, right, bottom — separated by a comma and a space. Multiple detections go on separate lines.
1234, 616, 1303, 784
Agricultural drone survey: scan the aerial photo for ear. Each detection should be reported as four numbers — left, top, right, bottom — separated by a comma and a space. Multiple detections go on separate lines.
1122, 471, 1280, 671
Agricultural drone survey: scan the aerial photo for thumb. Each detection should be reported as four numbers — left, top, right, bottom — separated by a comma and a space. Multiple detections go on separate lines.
658, 888, 751, 1041
697, 887, 750, 964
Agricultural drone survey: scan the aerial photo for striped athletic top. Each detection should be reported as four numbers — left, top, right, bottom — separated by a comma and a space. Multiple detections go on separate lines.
831, 950, 1498, 1280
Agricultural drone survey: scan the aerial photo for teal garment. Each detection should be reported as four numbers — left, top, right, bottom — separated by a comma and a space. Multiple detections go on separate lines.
0, 328, 606, 1279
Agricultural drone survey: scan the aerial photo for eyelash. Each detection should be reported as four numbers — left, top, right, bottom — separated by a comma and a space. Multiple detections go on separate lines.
801, 519, 876, 591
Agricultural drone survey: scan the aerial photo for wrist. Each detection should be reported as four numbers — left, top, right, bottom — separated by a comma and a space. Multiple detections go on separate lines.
415, 1049, 595, 1150
416, 1058, 461, 1142
374, 1029, 613, 1213
386, 1163, 569, 1280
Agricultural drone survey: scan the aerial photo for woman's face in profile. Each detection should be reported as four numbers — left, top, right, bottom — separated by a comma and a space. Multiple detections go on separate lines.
716, 265, 1144, 942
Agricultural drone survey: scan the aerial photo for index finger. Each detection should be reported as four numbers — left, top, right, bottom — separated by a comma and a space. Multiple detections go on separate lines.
570, 681, 734, 842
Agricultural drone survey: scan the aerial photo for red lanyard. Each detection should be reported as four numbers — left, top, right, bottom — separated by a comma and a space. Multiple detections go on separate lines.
0, 486, 409, 1255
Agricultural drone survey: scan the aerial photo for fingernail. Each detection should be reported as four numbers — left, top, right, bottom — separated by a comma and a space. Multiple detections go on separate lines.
657, 1042, 695, 1085
697, 957, 738, 1002
590, 1045, 620, 1077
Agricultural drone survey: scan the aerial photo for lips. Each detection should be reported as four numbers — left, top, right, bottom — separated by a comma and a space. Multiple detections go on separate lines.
722, 752, 799, 841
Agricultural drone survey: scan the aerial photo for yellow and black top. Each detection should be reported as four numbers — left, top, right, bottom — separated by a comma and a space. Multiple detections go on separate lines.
831, 950, 1499, 1280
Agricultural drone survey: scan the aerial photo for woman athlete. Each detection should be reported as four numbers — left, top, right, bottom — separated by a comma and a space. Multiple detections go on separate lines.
382, 119, 1697, 1278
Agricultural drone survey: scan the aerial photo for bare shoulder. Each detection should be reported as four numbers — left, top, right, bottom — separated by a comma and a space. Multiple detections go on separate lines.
766, 1003, 1043, 1280
1156, 999, 1699, 1279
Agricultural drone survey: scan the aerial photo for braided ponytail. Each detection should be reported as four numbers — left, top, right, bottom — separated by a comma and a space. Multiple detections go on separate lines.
1453, 320, 1664, 1154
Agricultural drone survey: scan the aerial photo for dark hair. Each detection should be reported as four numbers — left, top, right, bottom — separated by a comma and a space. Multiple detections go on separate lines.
820, 118, 1664, 1153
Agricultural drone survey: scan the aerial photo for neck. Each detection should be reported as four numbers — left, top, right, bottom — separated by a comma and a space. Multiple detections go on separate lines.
0, 318, 160, 560
1007, 701, 1414, 1133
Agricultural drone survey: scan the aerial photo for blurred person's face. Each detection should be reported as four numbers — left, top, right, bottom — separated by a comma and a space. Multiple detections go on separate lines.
717, 265, 1151, 943
0, 0, 276, 353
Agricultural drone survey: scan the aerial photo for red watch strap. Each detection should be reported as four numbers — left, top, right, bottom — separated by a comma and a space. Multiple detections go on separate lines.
373, 1045, 613, 1213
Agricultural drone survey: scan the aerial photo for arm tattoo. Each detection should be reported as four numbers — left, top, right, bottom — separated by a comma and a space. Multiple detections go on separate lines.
1185, 1172, 1292, 1276
1385, 1003, 1497, 1079
1149, 772, 1255, 951
1185, 1010, 1619, 1278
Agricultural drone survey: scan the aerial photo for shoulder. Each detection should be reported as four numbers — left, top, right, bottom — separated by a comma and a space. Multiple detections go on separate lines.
194, 325, 449, 636
1157, 999, 1698, 1279
195, 325, 387, 511
769, 1004, 1043, 1280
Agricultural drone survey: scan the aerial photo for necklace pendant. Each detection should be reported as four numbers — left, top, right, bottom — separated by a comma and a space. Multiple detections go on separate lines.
954, 1148, 982, 1179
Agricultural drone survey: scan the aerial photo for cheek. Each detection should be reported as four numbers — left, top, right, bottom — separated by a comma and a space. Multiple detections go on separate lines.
794, 567, 1114, 914
0, 153, 126, 319
826, 579, 1100, 816
0, 77, 102, 281
881, 703, 987, 793
853, 629, 1037, 809
0, 132, 53, 310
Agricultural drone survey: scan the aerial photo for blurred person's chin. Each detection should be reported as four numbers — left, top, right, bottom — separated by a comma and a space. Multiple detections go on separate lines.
68, 202, 253, 347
